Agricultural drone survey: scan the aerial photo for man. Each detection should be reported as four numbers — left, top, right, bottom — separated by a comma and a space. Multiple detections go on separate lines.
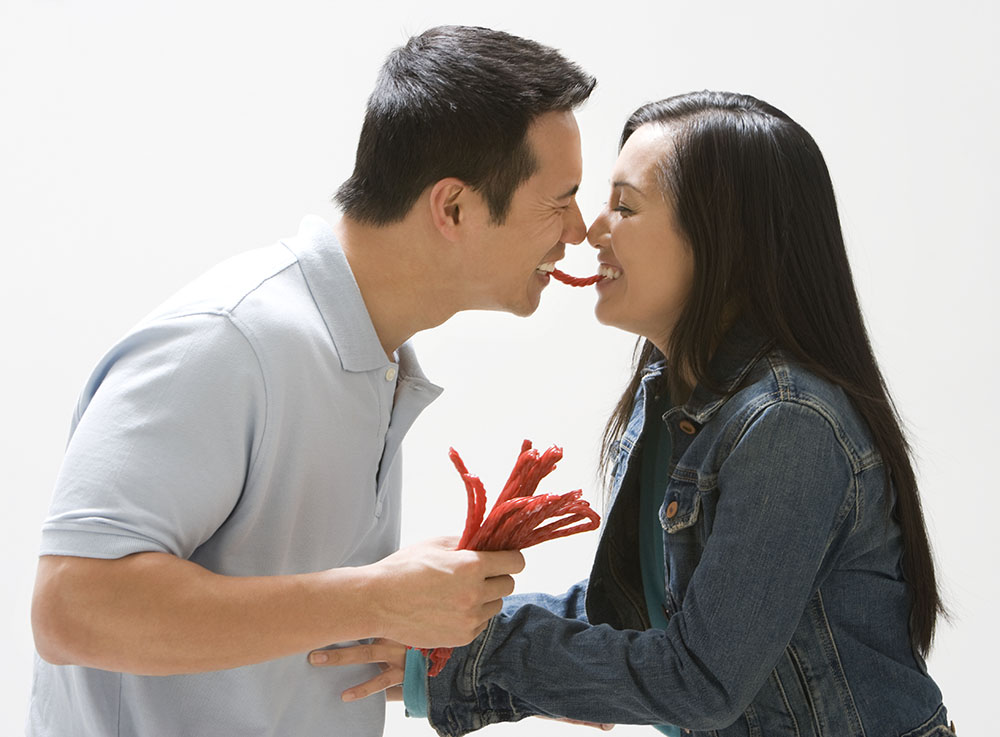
29, 25, 594, 736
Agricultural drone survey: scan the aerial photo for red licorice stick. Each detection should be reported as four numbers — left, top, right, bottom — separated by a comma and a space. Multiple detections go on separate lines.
518, 446, 563, 498
424, 648, 451, 677
420, 440, 601, 676
459, 475, 487, 550
451, 448, 488, 550
498, 441, 535, 504
551, 268, 604, 287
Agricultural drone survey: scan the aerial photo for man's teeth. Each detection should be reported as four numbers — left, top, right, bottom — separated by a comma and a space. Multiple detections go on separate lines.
598, 264, 623, 280
536, 262, 556, 273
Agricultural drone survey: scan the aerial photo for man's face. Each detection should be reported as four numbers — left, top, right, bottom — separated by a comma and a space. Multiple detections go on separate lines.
469, 111, 586, 316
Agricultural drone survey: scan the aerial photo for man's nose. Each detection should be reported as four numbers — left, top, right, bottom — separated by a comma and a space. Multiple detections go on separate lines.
562, 199, 587, 245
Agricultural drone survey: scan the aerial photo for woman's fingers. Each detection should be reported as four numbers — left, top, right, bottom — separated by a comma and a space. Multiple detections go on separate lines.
537, 715, 615, 730
308, 638, 406, 668
307, 638, 407, 701
340, 664, 404, 702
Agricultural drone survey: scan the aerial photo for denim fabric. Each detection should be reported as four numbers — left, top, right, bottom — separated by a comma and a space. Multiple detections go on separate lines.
421, 322, 948, 737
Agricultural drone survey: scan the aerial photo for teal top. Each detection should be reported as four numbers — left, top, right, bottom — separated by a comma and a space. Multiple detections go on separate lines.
639, 395, 681, 737
403, 647, 428, 718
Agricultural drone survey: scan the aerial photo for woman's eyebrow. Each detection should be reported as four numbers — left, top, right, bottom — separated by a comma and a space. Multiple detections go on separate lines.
612, 180, 644, 195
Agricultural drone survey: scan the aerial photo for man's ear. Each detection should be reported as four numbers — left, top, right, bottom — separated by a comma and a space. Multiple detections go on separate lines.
429, 178, 470, 241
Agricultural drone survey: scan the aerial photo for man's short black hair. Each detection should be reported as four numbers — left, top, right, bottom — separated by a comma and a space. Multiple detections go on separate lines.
334, 26, 596, 225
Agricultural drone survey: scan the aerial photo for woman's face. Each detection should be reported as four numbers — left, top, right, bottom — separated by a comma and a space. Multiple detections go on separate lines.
587, 123, 695, 354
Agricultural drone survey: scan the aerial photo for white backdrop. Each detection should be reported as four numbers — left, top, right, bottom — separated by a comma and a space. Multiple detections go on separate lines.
2, 1, 997, 734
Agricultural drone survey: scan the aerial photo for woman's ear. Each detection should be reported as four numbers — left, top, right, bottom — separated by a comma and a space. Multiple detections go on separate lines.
428, 178, 468, 242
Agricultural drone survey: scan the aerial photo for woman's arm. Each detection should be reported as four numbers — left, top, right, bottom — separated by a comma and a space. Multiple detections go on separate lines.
500, 579, 590, 620
419, 401, 857, 735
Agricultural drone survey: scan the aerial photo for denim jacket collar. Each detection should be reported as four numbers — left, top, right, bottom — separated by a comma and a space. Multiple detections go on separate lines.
680, 320, 773, 425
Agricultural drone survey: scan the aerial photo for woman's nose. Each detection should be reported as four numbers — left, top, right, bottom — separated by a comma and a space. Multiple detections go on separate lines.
587, 211, 610, 249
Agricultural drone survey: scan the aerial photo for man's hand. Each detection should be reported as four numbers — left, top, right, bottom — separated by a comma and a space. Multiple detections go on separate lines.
309, 638, 406, 701
365, 537, 524, 648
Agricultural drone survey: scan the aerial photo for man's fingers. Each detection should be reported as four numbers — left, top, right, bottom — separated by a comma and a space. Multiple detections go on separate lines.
477, 549, 526, 577
341, 665, 404, 702
484, 574, 516, 599
478, 596, 504, 622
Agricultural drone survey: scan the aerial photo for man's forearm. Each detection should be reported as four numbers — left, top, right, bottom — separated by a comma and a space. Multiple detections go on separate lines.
32, 552, 381, 675
31, 539, 525, 676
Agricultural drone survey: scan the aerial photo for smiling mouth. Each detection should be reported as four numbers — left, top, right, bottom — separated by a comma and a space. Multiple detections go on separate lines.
597, 264, 623, 280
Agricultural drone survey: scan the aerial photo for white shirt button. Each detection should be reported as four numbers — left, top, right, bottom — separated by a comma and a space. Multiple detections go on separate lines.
384, 367, 397, 381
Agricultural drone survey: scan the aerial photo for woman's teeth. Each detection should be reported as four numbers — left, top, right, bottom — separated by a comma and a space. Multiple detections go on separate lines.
598, 264, 623, 280
536, 262, 556, 273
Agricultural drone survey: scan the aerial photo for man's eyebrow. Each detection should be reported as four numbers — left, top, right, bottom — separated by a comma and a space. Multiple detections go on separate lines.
556, 184, 580, 200
613, 180, 644, 195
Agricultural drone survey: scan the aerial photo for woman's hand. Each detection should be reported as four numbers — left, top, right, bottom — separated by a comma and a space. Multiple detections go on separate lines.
537, 716, 615, 731
308, 638, 406, 702
310, 638, 615, 731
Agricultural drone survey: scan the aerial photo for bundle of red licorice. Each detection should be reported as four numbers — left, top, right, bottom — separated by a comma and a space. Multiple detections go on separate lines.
422, 440, 602, 676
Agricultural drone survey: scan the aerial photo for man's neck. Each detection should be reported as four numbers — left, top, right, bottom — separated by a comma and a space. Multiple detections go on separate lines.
333, 216, 464, 361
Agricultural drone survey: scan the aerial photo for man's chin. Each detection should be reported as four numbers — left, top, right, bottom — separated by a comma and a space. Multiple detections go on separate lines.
501, 298, 539, 318
478, 281, 544, 317
515, 288, 545, 317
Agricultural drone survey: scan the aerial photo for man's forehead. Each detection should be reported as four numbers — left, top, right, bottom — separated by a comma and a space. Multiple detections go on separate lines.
525, 113, 582, 193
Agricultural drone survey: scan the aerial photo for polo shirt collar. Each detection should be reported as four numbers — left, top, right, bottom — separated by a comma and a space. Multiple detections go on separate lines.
281, 215, 391, 373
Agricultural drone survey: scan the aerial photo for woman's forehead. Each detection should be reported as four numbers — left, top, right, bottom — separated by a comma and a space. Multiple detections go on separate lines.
613, 124, 674, 190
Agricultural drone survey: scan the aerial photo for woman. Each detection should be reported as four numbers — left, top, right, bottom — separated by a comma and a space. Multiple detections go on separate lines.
321, 91, 953, 736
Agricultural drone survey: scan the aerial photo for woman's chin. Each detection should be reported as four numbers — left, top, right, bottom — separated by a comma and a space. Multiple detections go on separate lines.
594, 303, 624, 331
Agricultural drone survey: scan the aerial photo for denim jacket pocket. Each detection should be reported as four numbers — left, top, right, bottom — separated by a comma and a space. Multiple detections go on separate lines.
660, 477, 704, 533
899, 704, 954, 737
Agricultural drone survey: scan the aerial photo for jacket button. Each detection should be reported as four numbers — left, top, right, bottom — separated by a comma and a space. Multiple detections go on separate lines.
665, 501, 679, 519
678, 419, 697, 435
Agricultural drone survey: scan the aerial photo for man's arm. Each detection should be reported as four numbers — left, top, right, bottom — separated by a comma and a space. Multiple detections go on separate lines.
31, 536, 524, 676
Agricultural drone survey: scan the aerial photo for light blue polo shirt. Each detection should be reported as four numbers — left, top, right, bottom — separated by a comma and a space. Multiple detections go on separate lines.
30, 216, 442, 737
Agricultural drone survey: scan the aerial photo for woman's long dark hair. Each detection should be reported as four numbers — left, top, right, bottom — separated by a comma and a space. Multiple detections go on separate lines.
600, 91, 943, 656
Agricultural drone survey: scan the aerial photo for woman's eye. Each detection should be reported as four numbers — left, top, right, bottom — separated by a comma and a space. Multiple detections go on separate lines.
612, 204, 634, 217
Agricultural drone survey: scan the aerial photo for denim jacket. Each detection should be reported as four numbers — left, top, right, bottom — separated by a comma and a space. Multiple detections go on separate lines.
416, 324, 949, 737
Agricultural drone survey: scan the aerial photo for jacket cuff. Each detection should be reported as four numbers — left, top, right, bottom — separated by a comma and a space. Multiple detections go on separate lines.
425, 617, 530, 736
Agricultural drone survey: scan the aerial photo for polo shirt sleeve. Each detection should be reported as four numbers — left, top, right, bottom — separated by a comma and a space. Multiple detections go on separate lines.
40, 312, 267, 561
